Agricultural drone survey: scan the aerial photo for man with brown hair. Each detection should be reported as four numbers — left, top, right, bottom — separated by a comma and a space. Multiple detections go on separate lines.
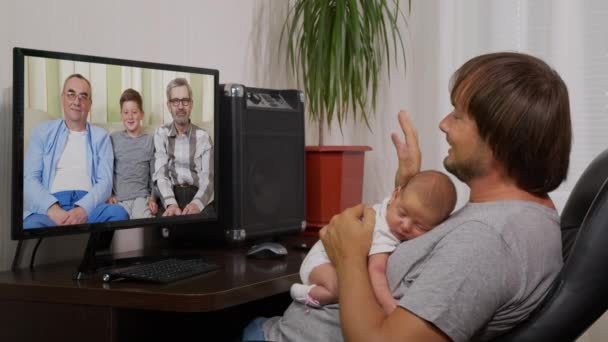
249, 52, 571, 341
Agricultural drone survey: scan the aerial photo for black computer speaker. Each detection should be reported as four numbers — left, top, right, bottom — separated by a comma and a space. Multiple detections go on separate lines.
218, 84, 306, 242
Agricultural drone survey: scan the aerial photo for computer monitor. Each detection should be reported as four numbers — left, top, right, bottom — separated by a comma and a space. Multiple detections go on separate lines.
11, 47, 219, 277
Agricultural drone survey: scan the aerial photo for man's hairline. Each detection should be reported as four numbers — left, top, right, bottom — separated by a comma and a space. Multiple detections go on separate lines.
62, 75, 92, 100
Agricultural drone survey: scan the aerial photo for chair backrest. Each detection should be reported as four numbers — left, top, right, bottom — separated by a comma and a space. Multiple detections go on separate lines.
495, 149, 608, 341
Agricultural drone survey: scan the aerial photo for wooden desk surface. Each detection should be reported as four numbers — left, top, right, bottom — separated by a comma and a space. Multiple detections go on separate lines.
0, 238, 313, 313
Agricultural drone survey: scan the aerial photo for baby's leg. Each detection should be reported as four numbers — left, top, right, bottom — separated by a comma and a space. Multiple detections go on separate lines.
308, 263, 339, 305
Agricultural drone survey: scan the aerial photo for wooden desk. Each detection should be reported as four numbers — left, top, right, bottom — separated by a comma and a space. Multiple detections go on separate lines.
0, 239, 313, 341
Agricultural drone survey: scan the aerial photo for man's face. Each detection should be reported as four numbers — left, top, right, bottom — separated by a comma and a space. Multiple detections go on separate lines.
438, 102, 493, 183
167, 85, 192, 126
62, 77, 92, 126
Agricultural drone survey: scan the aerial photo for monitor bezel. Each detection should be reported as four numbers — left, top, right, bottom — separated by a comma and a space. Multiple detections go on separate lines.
11, 47, 220, 240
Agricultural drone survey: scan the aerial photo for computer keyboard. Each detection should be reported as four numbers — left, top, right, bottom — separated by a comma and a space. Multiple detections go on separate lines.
103, 258, 220, 284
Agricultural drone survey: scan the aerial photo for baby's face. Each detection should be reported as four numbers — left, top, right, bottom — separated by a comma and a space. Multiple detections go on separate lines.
385, 188, 439, 241
121, 101, 144, 134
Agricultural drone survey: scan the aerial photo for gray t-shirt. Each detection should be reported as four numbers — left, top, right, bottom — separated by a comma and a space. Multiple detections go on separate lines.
264, 200, 562, 342
110, 131, 155, 202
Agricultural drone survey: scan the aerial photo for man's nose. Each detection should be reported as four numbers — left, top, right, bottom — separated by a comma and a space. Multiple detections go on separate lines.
439, 114, 449, 133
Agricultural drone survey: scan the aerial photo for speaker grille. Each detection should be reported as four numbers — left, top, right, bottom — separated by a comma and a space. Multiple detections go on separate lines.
242, 133, 304, 229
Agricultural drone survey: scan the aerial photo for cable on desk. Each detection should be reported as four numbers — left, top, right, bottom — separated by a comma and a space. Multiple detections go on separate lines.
30, 238, 43, 269
11, 240, 24, 271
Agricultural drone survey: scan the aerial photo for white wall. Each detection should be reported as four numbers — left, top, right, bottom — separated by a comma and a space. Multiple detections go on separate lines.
0, 0, 301, 269
0, 0, 438, 270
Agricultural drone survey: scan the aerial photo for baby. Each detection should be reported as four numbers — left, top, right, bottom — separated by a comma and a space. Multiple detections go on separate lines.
291, 170, 457, 313
107, 88, 158, 218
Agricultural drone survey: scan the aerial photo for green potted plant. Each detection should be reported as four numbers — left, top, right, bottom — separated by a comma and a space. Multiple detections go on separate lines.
282, 0, 408, 231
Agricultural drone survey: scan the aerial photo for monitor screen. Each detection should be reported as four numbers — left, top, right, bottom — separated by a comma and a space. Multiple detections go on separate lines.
11, 48, 219, 240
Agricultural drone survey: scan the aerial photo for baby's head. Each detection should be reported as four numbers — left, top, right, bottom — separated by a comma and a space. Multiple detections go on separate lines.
119, 88, 145, 135
386, 170, 457, 241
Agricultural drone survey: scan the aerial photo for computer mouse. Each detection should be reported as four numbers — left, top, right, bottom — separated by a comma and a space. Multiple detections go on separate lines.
246, 242, 288, 259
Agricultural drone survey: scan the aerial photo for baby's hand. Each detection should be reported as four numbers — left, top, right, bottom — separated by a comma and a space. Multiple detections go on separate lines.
107, 196, 118, 204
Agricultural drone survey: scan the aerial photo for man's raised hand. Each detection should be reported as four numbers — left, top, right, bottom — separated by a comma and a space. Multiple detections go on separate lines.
391, 110, 421, 187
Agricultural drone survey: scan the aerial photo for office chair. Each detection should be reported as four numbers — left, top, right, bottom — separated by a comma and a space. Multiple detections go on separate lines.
494, 149, 608, 341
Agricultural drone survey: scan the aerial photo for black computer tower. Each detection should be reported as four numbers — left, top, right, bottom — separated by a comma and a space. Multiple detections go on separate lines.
217, 84, 306, 242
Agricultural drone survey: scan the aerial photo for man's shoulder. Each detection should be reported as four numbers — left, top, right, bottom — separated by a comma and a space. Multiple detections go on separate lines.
435, 200, 560, 255
88, 123, 110, 136
33, 119, 63, 133
29, 120, 67, 144
154, 123, 173, 136
446, 200, 558, 228
191, 123, 210, 136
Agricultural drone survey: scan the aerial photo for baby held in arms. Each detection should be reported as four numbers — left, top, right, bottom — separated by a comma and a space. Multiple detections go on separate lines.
291, 170, 457, 314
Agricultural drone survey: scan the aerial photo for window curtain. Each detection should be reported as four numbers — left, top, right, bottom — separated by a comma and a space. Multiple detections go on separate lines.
23, 56, 215, 130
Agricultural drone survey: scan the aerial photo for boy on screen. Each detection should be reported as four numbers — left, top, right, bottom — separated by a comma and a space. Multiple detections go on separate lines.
107, 88, 158, 219
23, 74, 128, 229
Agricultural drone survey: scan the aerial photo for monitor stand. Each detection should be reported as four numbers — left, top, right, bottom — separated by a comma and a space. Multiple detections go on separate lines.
73, 231, 167, 280
73, 232, 105, 280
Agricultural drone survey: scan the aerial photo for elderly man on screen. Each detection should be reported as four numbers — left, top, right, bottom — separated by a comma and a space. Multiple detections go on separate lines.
153, 78, 213, 216
23, 74, 128, 229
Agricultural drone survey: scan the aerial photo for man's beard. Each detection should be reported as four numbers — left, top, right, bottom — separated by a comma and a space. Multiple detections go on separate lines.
173, 113, 190, 125
443, 153, 488, 183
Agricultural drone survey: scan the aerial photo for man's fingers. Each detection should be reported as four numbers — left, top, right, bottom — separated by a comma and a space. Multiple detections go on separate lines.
182, 204, 198, 215
319, 226, 327, 240
343, 203, 366, 219
362, 206, 376, 229
398, 110, 420, 151
391, 132, 403, 151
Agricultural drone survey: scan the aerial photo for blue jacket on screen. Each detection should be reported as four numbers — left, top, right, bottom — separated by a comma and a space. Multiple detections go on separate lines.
23, 119, 114, 219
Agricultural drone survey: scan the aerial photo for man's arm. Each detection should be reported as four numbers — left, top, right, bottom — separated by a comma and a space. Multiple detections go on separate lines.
184, 131, 213, 214
152, 128, 178, 209
320, 205, 449, 342
146, 136, 158, 215
23, 125, 61, 216
392, 110, 421, 187
368, 253, 398, 315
